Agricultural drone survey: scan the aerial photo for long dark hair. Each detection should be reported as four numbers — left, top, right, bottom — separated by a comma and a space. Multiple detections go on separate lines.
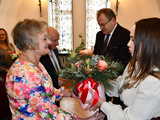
0, 28, 15, 51
128, 18, 160, 86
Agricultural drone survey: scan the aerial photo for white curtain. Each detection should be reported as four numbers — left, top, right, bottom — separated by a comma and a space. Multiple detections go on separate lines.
48, 0, 73, 50
86, 0, 108, 49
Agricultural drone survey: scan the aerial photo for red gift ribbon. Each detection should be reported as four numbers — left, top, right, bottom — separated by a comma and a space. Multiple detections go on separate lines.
76, 77, 99, 106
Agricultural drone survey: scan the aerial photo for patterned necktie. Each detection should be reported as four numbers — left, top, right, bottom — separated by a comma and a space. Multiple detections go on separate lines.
103, 34, 110, 51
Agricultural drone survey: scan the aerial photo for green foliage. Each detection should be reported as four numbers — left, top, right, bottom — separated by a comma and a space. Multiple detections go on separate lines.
59, 43, 124, 92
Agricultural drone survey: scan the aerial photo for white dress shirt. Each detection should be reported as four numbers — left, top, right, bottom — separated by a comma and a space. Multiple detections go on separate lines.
104, 24, 118, 47
100, 66, 160, 120
49, 50, 61, 73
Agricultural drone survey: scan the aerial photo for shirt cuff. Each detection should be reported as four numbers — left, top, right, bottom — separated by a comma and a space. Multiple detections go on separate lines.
100, 102, 111, 114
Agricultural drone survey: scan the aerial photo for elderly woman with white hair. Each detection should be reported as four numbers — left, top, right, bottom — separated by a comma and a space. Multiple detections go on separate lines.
6, 19, 71, 120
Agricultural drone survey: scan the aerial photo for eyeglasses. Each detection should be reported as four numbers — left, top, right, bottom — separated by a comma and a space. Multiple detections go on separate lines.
99, 19, 112, 28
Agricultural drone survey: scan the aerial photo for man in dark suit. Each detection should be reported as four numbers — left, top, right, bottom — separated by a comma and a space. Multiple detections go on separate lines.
94, 9, 131, 119
40, 27, 61, 89
94, 8, 131, 67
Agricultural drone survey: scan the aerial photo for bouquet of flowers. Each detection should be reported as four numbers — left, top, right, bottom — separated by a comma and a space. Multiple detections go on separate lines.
59, 42, 124, 108
8, 51, 19, 60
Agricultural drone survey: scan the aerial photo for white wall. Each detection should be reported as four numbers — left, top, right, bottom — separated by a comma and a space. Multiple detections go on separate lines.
0, 0, 160, 45
0, 0, 48, 43
110, 0, 160, 29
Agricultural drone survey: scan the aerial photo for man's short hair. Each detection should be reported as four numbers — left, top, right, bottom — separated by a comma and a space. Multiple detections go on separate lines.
97, 8, 116, 21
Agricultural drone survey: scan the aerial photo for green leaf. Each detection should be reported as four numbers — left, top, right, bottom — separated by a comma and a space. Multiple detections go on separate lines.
59, 42, 124, 91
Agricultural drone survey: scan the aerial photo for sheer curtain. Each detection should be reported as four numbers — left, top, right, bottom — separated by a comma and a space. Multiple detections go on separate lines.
86, 0, 108, 49
48, 0, 73, 50
48, 0, 110, 50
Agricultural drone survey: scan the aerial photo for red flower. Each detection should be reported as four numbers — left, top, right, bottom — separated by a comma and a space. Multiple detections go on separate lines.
97, 60, 108, 71
75, 61, 82, 68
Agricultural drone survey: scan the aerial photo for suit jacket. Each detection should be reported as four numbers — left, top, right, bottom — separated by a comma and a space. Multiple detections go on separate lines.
93, 24, 131, 67
40, 49, 61, 89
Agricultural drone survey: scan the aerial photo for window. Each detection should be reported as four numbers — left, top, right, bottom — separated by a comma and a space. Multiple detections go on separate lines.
86, 0, 108, 49
48, 0, 73, 50
48, 0, 110, 50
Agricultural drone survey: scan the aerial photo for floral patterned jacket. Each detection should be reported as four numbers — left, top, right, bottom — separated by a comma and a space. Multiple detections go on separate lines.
6, 59, 60, 120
